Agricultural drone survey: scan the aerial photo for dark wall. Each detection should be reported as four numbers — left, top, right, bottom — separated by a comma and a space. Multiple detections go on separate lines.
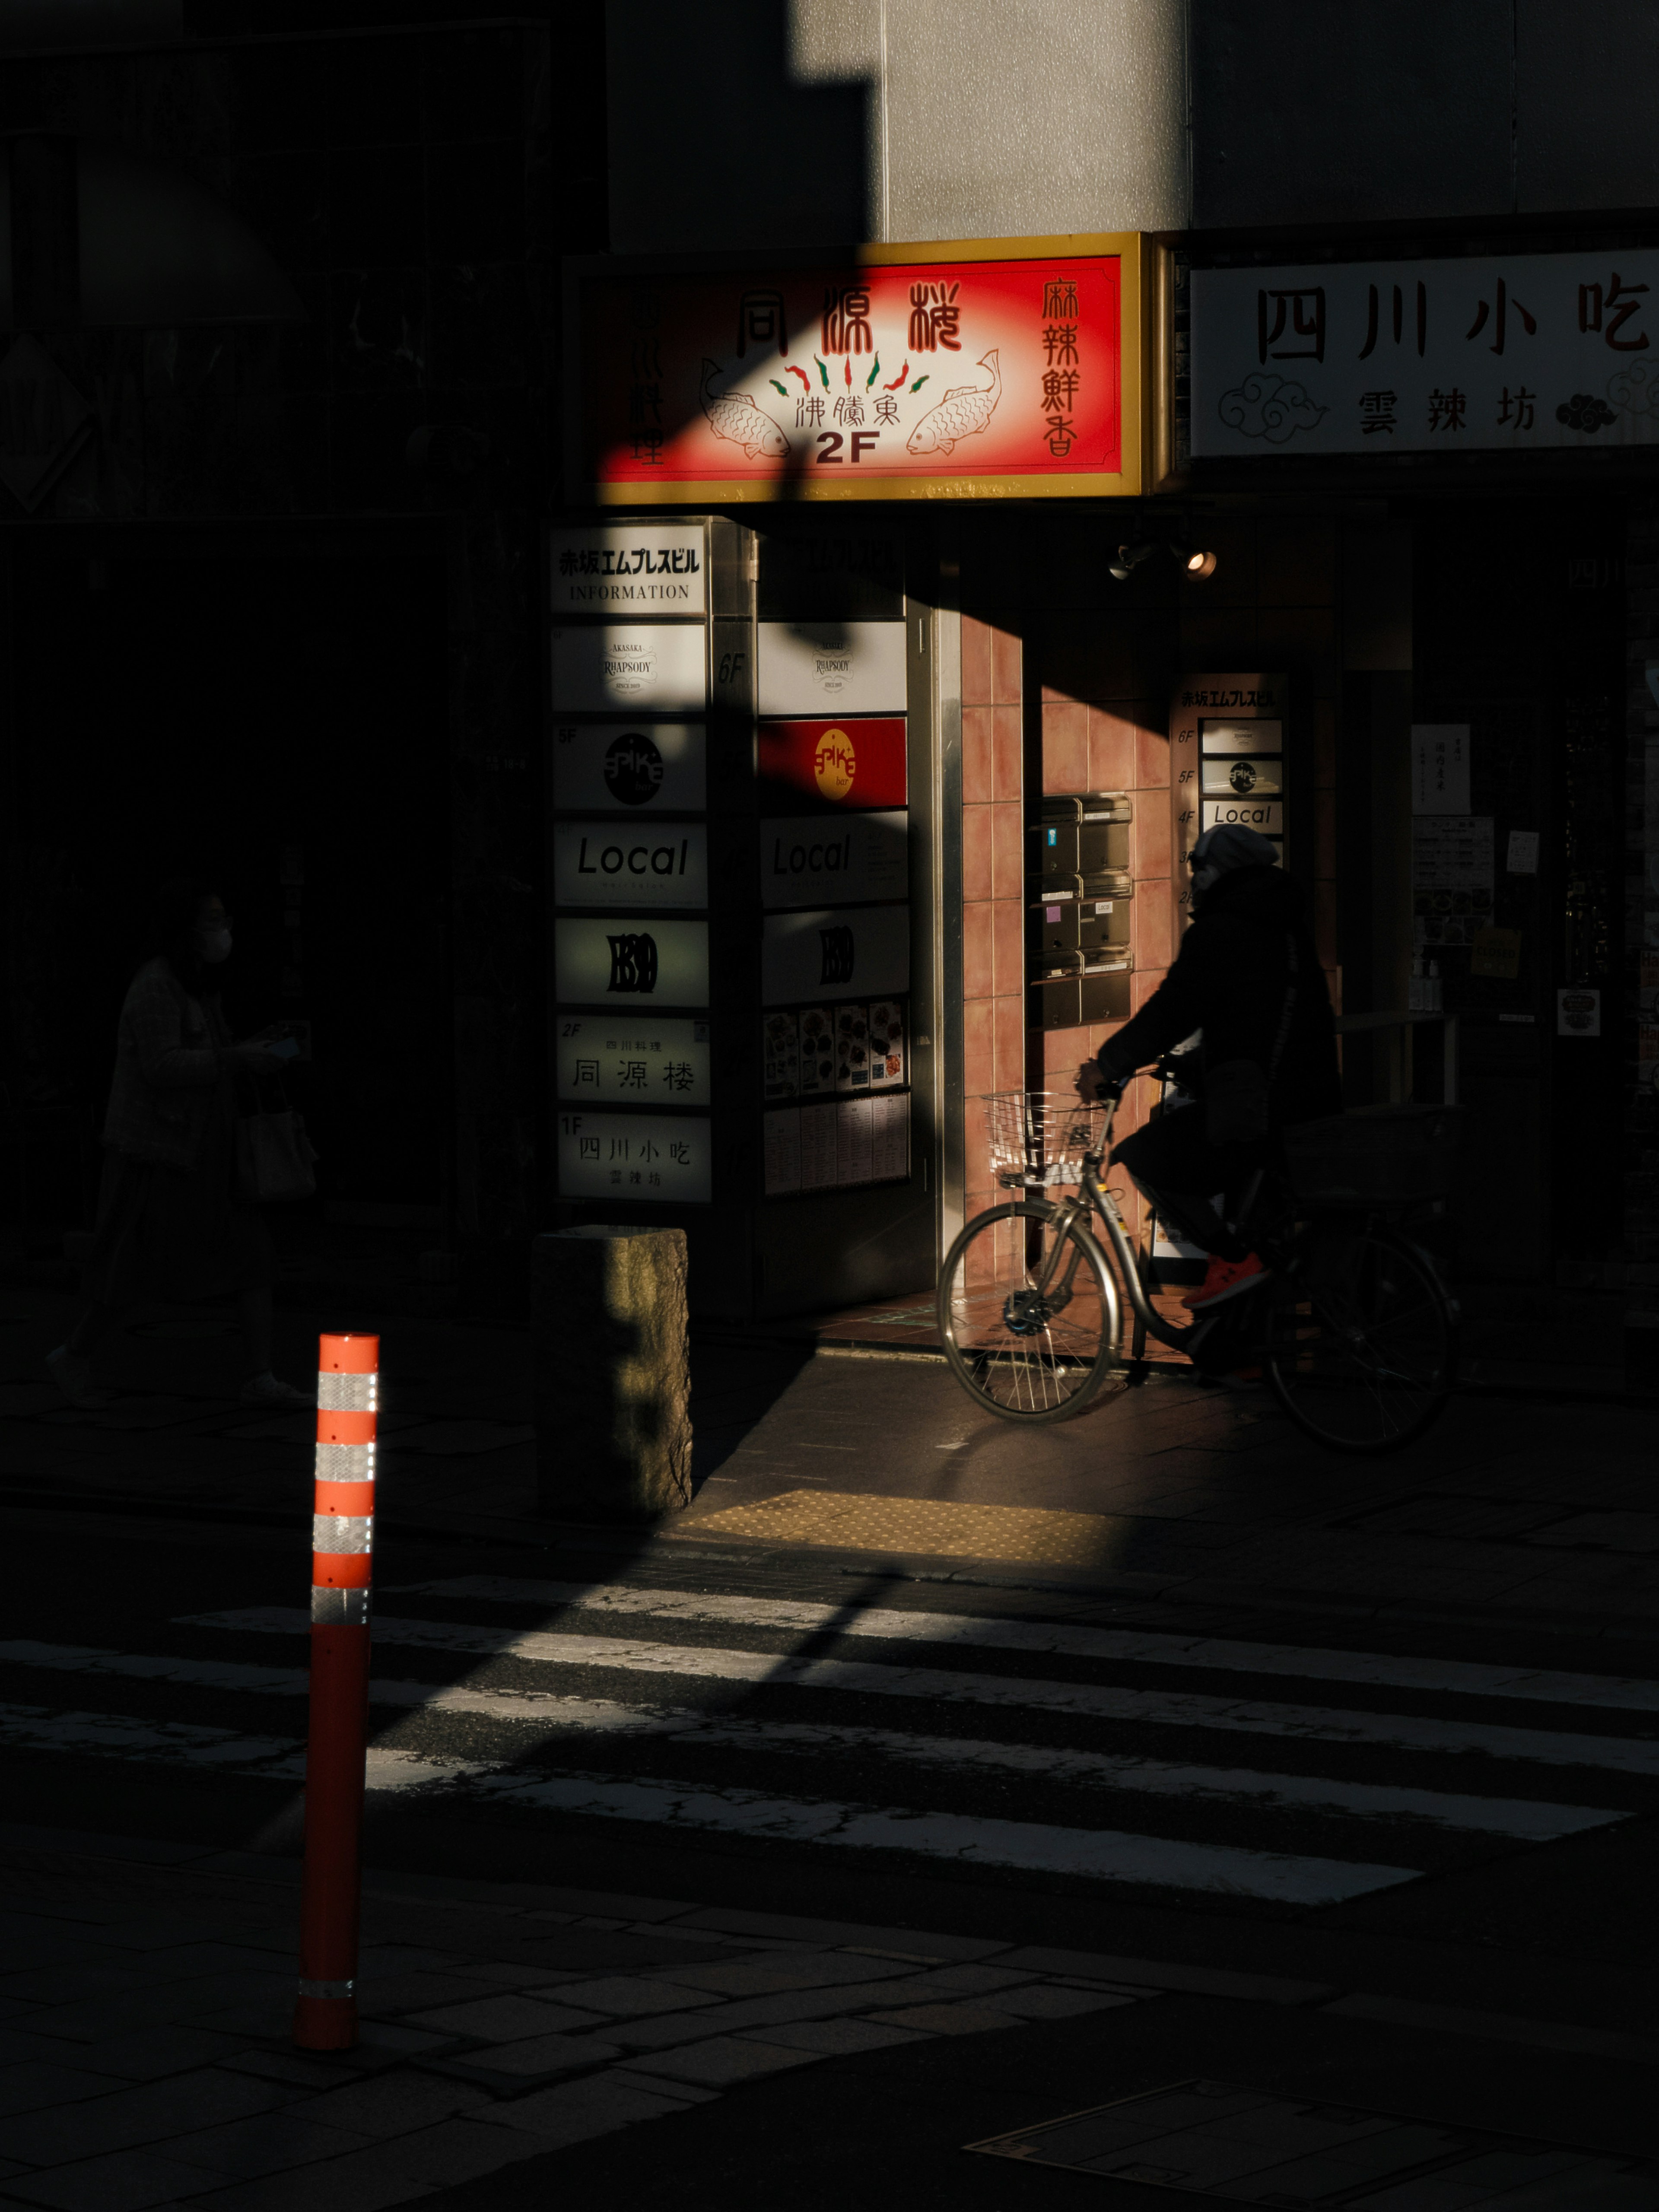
0, 16, 591, 1259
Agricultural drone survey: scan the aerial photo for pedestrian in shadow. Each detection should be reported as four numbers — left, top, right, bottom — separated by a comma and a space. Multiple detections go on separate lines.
47, 877, 311, 1410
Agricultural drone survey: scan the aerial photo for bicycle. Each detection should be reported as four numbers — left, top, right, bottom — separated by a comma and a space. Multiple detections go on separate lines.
936, 1072, 1461, 1452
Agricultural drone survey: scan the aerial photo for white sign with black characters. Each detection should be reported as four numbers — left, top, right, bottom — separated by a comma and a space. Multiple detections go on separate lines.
552, 822, 709, 908
552, 722, 706, 813
556, 1111, 712, 1204
1194, 250, 1659, 456
757, 622, 907, 716
554, 917, 709, 1007
1411, 725, 1472, 815
761, 903, 909, 1006
554, 1014, 710, 1106
549, 524, 707, 616
551, 623, 708, 714
760, 810, 908, 909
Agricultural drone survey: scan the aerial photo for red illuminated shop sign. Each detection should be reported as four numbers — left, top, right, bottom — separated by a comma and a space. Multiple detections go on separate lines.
758, 718, 907, 812
575, 235, 1144, 502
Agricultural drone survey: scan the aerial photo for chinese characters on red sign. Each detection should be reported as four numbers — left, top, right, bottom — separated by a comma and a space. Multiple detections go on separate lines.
581, 256, 1123, 490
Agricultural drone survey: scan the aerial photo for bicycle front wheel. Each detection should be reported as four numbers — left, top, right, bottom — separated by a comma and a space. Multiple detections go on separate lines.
937, 1201, 1121, 1423
1264, 1220, 1458, 1452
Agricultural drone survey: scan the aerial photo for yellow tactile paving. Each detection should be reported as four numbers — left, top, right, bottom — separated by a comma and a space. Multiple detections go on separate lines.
681, 1488, 1128, 1566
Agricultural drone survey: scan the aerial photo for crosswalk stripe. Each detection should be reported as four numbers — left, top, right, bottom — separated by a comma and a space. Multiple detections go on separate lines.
0, 1642, 1618, 1840
0, 1701, 478, 1792
183, 1610, 1659, 1777
0, 1698, 1421, 1905
391, 1577, 1659, 1714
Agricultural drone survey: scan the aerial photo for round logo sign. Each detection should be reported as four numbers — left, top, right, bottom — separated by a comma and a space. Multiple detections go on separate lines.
814, 726, 856, 802
1228, 759, 1258, 793
604, 730, 664, 806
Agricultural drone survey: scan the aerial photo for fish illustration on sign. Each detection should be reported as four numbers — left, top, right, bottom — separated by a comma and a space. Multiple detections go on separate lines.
906, 350, 1001, 456
701, 359, 789, 458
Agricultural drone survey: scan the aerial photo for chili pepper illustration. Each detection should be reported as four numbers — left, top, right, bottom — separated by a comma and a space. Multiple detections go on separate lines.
884, 360, 909, 390
843, 356, 852, 385
814, 355, 830, 388
865, 354, 882, 388
769, 378, 789, 396
786, 363, 811, 391
909, 375, 930, 393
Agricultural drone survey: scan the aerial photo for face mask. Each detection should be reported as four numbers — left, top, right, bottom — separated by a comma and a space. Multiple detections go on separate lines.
200, 929, 232, 964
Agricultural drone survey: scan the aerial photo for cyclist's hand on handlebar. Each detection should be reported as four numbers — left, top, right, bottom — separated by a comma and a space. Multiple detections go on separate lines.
1076, 1057, 1126, 1104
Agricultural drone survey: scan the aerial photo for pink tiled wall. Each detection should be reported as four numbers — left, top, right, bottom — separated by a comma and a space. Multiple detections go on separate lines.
961, 611, 1025, 1233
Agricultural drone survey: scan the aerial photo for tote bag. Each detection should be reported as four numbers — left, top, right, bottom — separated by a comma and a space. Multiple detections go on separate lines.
235, 1075, 319, 1204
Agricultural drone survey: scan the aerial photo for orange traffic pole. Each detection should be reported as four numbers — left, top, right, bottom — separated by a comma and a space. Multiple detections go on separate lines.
292, 1331, 379, 2051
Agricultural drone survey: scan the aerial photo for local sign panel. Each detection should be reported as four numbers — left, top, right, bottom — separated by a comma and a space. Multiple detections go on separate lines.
575, 237, 1141, 501
1194, 249, 1659, 455
553, 822, 708, 908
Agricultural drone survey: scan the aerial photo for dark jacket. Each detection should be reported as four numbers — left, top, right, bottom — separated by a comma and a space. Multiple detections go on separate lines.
1100, 866, 1341, 1130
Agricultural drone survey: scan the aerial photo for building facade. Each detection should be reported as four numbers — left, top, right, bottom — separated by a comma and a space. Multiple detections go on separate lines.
4, 2, 1658, 1370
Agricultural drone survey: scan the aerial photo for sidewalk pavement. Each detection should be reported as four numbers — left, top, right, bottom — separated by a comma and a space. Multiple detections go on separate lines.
2, 1283, 1657, 1643
3, 1824, 1656, 2212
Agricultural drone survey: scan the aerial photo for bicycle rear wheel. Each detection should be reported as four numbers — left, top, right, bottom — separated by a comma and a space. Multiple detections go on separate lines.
1264, 1220, 1458, 1452
937, 1201, 1120, 1423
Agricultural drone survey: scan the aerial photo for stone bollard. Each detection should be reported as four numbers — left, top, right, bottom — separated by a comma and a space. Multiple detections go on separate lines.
532, 1225, 692, 1521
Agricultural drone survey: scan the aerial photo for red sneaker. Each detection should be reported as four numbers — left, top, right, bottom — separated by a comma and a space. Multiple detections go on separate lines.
1182, 1252, 1271, 1310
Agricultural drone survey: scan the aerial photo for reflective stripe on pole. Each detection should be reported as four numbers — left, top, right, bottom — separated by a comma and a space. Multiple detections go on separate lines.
292, 1331, 379, 2052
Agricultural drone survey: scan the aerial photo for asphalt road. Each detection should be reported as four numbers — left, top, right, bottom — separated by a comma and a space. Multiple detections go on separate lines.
4, 1494, 1659, 2206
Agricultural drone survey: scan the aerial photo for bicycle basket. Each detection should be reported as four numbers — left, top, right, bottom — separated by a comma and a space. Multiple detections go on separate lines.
983, 1090, 1108, 1189
1283, 1104, 1465, 1207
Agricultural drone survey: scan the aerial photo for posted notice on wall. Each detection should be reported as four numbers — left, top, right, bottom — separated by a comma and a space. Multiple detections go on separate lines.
1412, 815, 1494, 950
1412, 725, 1471, 814
763, 1095, 909, 1196
556, 1112, 712, 1203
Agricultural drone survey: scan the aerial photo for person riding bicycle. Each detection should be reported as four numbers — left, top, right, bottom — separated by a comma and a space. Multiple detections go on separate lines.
1076, 823, 1341, 1312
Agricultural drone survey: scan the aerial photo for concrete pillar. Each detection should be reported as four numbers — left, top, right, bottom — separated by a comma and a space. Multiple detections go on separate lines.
532, 1225, 692, 1521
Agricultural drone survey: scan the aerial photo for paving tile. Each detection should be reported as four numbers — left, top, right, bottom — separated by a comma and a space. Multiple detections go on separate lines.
885, 1964, 1038, 1998
993, 1985, 1141, 2021
670, 1908, 1006, 1960
287, 2074, 488, 2139
162, 2112, 372, 2179
467, 2074, 696, 2141
0, 2068, 129, 2119
41, 2031, 249, 2083
186, 2141, 449, 2212
603, 2069, 721, 2105
445, 1963, 577, 1990
356, 1971, 502, 2018
402, 1994, 603, 2042
622, 2037, 821, 2088
0, 1974, 149, 2010
213, 2053, 360, 2092
538, 1977, 721, 2020
864, 2002, 1023, 2035
5, 2146, 222, 2211
0, 2070, 295, 2168
433, 2032, 623, 2091
365, 2118, 559, 2187
992, 1947, 1334, 2005
748, 2018, 930, 2056
604, 1976, 954, 2051
354, 1947, 465, 1976
648, 1954, 917, 1999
